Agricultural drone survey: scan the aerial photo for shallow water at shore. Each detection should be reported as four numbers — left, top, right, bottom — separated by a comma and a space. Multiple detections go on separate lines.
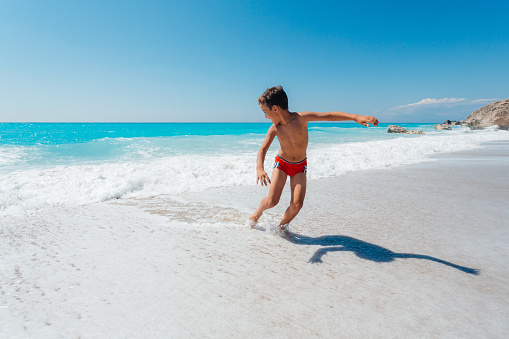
1, 123, 508, 216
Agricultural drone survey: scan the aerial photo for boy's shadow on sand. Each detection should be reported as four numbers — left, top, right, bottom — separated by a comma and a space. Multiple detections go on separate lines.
284, 232, 479, 275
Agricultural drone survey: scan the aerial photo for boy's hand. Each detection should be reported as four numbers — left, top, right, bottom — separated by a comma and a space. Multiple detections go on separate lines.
356, 115, 379, 127
256, 169, 271, 186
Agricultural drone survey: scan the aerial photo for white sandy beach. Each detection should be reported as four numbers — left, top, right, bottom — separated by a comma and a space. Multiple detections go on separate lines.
1, 141, 508, 338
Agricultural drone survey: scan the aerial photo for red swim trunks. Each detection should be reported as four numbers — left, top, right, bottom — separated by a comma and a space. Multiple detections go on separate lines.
274, 155, 307, 177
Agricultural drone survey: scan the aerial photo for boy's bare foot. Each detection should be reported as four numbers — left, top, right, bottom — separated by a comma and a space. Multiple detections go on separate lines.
246, 219, 257, 229
248, 212, 261, 228
277, 223, 290, 237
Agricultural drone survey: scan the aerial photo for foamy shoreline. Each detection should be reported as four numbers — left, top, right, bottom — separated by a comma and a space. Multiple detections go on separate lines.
1, 141, 508, 338
3, 125, 509, 216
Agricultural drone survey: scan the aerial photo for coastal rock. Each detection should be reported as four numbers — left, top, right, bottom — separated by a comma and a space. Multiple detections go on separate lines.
443, 120, 461, 126
434, 124, 452, 130
466, 99, 509, 130
387, 125, 425, 135
444, 120, 468, 126
407, 130, 425, 135
387, 125, 407, 133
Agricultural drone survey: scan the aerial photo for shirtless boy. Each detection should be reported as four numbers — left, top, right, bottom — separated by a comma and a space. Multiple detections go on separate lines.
249, 86, 379, 233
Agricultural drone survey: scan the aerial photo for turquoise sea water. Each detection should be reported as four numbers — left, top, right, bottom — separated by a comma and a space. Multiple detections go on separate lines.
0, 123, 273, 145
1, 122, 508, 215
0, 122, 428, 168
0, 122, 434, 145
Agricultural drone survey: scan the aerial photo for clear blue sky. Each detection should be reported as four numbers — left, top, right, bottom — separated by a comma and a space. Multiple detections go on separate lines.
1, 0, 507, 123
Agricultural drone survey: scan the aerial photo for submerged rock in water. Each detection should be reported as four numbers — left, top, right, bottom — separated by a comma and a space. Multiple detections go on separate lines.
434, 124, 452, 130
387, 125, 425, 135
466, 99, 509, 130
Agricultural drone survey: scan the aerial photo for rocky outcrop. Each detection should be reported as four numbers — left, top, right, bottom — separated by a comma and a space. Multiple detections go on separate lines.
387, 125, 406, 133
466, 99, 509, 130
444, 120, 462, 126
387, 125, 425, 135
434, 124, 452, 130
433, 120, 468, 130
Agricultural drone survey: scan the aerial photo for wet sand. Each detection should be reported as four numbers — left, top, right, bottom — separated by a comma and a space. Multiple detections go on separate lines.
1, 141, 508, 338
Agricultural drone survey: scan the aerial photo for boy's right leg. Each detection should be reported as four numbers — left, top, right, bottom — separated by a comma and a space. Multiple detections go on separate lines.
249, 168, 287, 225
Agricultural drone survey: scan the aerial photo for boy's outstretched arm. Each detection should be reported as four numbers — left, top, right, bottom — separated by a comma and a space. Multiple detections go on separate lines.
256, 125, 277, 186
301, 111, 379, 127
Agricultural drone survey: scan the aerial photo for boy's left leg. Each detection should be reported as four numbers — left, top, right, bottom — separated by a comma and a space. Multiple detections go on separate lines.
279, 172, 306, 229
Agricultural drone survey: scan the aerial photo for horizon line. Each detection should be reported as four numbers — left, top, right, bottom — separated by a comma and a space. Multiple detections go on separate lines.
1, 121, 443, 124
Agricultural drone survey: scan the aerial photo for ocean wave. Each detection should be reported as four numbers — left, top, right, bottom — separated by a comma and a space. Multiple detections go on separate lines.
0, 154, 255, 216
1, 128, 508, 216
309, 127, 508, 177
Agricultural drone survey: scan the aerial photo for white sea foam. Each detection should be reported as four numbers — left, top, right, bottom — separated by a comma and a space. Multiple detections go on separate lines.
308, 128, 508, 178
1, 127, 508, 216
0, 146, 28, 166
0, 154, 255, 216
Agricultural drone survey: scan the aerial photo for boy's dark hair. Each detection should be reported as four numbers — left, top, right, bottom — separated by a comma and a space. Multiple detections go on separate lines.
258, 86, 288, 110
